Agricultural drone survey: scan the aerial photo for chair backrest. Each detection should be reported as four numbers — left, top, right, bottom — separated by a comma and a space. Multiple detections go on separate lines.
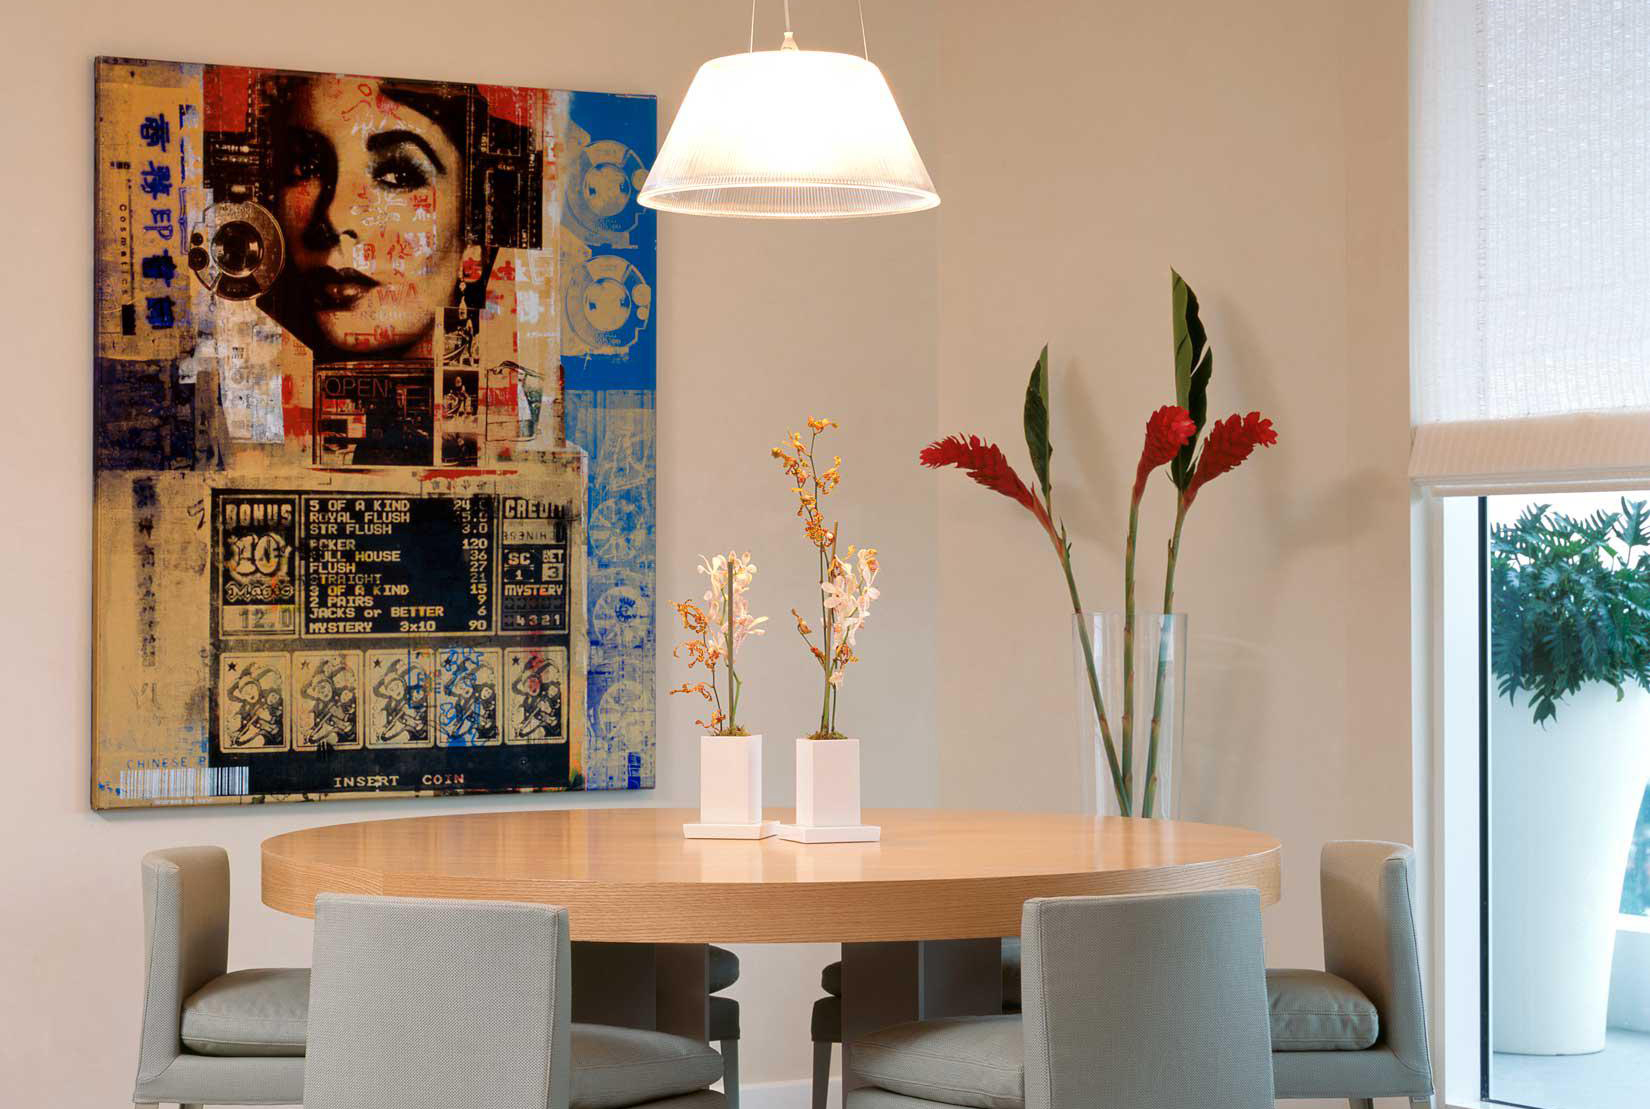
136, 846, 231, 1085
1019, 889, 1274, 1109
303, 894, 572, 1109
1320, 840, 1433, 1083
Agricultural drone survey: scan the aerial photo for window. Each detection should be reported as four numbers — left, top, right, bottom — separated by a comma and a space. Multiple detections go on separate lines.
1479, 491, 1650, 1109
1413, 4, 1650, 1095
1625, 791, 1650, 918
1416, 4, 1650, 1099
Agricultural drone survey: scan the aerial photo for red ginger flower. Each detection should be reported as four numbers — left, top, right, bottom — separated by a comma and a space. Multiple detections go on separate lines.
1133, 405, 1197, 501
919, 435, 1053, 537
1184, 412, 1278, 506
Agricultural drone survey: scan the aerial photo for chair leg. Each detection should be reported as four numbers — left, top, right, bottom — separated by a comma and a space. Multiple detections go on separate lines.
812, 1040, 833, 1109
720, 1039, 739, 1109
1350, 1100, 1375, 1109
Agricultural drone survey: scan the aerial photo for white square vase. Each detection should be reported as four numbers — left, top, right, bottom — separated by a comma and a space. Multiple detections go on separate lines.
684, 735, 777, 839
779, 737, 881, 843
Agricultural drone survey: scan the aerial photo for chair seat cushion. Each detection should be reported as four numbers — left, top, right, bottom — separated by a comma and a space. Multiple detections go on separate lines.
1267, 968, 1380, 1051
853, 1014, 1024, 1109
708, 945, 740, 993
181, 967, 310, 1057
572, 1023, 724, 1109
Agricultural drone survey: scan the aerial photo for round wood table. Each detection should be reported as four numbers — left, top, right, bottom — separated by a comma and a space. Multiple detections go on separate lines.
263, 808, 1281, 1065
263, 807, 1280, 941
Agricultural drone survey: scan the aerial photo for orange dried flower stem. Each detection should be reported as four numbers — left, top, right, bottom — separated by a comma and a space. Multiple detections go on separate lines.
776, 420, 856, 738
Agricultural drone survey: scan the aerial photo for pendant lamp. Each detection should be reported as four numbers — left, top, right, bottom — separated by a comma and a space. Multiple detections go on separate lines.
638, 2, 939, 219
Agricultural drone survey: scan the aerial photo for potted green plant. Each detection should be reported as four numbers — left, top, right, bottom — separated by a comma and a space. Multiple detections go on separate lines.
1489, 499, 1650, 1054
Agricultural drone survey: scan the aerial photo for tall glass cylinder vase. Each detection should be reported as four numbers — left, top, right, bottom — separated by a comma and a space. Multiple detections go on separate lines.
1072, 611, 1187, 819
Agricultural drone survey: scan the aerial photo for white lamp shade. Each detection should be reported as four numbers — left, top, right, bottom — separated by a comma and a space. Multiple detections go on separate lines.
639, 47, 939, 219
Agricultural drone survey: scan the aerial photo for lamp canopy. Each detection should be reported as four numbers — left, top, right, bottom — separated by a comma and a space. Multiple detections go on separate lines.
639, 31, 939, 219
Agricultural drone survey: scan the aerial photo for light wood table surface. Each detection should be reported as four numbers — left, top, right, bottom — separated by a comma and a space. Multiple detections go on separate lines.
262, 806, 1281, 941
262, 807, 1281, 1075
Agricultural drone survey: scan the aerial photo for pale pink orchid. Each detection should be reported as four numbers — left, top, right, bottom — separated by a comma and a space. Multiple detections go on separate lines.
672, 550, 765, 735
817, 547, 880, 682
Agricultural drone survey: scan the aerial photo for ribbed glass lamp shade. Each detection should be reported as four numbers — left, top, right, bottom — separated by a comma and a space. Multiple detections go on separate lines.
639, 44, 939, 219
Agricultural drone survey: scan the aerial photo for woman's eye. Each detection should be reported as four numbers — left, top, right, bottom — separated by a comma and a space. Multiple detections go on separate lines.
283, 133, 328, 183
373, 153, 432, 191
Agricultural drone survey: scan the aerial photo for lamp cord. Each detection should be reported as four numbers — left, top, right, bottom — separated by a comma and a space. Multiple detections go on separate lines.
748, 0, 870, 58
749, 0, 793, 49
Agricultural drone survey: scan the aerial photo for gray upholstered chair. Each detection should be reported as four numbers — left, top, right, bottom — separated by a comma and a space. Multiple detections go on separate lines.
571, 942, 741, 1106
845, 889, 1275, 1109
132, 846, 308, 1109
810, 940, 1019, 1109
305, 892, 725, 1109
1270, 841, 1435, 1109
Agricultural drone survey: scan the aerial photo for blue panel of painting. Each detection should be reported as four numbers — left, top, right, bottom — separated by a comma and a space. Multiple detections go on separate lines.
561, 90, 658, 790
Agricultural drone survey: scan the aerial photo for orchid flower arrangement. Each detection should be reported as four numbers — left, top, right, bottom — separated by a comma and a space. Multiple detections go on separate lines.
920, 271, 1277, 816
670, 551, 766, 735
773, 418, 881, 739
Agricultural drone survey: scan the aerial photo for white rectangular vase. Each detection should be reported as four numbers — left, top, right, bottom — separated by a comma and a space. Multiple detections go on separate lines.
779, 737, 881, 843
683, 735, 778, 840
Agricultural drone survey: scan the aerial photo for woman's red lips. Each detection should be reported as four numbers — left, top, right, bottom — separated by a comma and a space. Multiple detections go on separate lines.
308, 267, 378, 310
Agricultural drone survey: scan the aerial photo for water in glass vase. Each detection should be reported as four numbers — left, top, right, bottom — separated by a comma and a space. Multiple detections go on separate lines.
1072, 611, 1187, 819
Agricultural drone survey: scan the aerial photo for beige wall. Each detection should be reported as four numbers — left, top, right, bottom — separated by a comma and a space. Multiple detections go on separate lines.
0, 0, 1409, 1104
0, 1, 938, 1103
931, 0, 1411, 979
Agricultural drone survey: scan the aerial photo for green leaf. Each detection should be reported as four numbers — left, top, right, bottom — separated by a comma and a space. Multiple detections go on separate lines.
1171, 348, 1213, 489
1172, 269, 1207, 408
1169, 271, 1213, 489
1023, 345, 1053, 502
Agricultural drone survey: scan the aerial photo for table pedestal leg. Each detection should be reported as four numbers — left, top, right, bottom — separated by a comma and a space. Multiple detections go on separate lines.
570, 942, 710, 1042
840, 939, 1003, 1091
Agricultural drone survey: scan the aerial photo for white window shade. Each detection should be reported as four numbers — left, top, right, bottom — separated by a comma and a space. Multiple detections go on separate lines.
1411, 0, 1650, 490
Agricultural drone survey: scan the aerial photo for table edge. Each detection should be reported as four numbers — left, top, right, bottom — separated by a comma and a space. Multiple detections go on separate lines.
262, 830, 1282, 942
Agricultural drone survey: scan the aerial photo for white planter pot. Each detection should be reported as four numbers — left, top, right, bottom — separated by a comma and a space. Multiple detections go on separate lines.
683, 734, 777, 840
1491, 682, 1650, 1054
779, 737, 880, 843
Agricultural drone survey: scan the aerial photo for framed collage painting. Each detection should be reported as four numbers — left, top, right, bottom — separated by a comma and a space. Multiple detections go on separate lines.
92, 58, 657, 807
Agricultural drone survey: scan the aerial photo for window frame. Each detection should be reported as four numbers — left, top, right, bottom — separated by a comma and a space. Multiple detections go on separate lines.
1420, 488, 1650, 1109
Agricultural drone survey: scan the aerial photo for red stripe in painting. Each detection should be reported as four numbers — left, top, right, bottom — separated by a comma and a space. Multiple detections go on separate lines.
476, 85, 543, 128
415, 468, 520, 483
203, 66, 259, 131
280, 375, 312, 439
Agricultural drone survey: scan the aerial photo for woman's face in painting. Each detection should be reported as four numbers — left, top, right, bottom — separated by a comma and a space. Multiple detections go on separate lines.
275, 77, 464, 358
